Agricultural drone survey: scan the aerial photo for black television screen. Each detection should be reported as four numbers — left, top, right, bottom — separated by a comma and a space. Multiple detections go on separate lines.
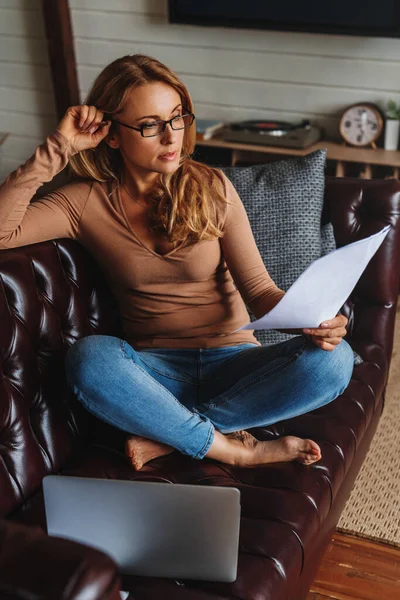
168, 1, 400, 38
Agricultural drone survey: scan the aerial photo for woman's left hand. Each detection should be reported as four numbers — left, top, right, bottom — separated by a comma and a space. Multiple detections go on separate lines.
302, 314, 348, 351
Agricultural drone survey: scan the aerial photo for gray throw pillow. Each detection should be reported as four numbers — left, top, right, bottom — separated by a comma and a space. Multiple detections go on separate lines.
321, 222, 336, 256
221, 152, 362, 365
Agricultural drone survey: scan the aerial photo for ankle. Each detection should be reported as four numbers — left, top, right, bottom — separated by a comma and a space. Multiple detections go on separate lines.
204, 430, 251, 466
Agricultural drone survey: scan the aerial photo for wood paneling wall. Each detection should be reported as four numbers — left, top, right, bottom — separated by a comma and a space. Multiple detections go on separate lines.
1, 0, 400, 181
70, 0, 400, 143
0, 0, 58, 180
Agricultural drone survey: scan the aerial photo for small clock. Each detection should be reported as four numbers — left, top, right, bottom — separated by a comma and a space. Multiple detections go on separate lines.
339, 103, 384, 148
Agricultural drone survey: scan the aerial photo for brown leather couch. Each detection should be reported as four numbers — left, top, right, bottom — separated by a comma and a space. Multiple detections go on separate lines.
1, 177, 400, 600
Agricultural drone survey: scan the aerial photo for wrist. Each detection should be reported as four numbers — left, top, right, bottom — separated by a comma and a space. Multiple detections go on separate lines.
53, 129, 78, 156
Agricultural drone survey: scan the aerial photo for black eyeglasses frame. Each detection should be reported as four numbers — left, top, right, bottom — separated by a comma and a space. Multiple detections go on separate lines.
112, 111, 195, 138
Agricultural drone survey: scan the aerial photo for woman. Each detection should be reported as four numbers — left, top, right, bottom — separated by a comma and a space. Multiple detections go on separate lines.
0, 54, 353, 470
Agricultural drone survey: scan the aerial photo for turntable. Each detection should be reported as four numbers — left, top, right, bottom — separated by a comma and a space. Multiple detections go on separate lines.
222, 119, 321, 149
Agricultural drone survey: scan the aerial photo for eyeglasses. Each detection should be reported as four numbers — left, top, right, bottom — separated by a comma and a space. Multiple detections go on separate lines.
112, 111, 195, 137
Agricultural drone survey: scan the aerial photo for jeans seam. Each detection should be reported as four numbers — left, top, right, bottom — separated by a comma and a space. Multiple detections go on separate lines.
136, 363, 199, 418
193, 422, 215, 460
203, 338, 307, 411
101, 343, 200, 420
120, 338, 128, 358
74, 387, 137, 433
135, 360, 196, 384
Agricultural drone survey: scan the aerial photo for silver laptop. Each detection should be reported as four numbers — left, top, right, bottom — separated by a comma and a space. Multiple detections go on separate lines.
43, 475, 240, 582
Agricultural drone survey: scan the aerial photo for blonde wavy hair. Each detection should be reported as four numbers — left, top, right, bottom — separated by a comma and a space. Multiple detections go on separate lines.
68, 54, 229, 245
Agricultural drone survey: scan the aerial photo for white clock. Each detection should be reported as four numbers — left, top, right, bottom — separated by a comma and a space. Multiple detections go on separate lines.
339, 103, 383, 148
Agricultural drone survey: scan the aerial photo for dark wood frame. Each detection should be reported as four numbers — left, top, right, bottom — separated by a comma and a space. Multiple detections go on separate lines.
41, 0, 80, 120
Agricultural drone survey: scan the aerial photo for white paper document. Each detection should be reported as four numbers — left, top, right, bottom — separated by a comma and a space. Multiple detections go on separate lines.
234, 225, 391, 332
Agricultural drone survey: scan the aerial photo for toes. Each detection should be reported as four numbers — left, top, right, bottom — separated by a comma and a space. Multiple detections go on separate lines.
303, 439, 321, 458
280, 436, 322, 461
125, 441, 142, 467
298, 451, 321, 465
125, 443, 137, 460
309, 440, 321, 455
297, 439, 322, 465
125, 441, 133, 458
298, 456, 319, 466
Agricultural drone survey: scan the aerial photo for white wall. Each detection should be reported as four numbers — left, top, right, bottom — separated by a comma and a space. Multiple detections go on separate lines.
70, 0, 400, 142
0, 0, 58, 181
1, 0, 400, 181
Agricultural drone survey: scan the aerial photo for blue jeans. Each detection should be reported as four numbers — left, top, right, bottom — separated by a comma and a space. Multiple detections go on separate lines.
65, 335, 354, 460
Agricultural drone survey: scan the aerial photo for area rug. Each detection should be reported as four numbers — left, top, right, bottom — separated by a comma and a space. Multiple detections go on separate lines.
337, 305, 400, 547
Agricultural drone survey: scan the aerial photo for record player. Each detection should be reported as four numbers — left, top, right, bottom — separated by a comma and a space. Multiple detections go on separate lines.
222, 119, 321, 149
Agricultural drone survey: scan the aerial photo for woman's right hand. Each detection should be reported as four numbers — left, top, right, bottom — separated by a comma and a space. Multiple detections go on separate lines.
56, 105, 112, 154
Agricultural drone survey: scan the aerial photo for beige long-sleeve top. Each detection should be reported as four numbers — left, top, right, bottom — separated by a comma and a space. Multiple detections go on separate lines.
0, 131, 285, 349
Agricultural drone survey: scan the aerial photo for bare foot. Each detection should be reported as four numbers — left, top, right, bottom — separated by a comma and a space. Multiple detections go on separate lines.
125, 430, 252, 471
126, 430, 322, 471
207, 430, 322, 467
125, 435, 175, 470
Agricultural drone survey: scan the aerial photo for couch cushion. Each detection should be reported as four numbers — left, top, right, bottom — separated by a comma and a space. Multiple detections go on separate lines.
221, 150, 334, 346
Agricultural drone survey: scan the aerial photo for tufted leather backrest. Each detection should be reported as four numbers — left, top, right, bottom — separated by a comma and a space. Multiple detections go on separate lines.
1, 177, 400, 518
324, 177, 400, 372
0, 240, 122, 517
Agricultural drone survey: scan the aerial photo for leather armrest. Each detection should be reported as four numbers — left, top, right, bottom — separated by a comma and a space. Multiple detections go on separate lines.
325, 177, 400, 369
0, 519, 121, 600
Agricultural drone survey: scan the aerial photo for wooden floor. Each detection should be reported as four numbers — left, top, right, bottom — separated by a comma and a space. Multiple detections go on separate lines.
307, 531, 400, 599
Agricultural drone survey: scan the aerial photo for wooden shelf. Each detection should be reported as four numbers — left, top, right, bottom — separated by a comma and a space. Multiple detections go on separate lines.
195, 135, 400, 178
